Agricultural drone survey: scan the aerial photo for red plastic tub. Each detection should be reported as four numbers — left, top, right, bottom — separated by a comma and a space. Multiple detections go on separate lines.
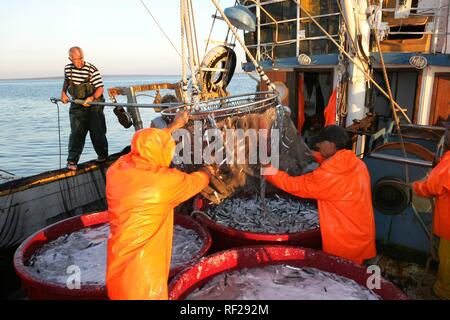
169, 245, 409, 300
14, 211, 212, 300
193, 195, 322, 252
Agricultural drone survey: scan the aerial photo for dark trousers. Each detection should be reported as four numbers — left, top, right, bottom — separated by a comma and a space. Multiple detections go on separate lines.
68, 103, 108, 163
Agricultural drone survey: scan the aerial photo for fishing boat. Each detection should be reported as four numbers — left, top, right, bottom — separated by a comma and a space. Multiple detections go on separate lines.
0, 82, 186, 250
1, 0, 449, 299
228, 0, 449, 299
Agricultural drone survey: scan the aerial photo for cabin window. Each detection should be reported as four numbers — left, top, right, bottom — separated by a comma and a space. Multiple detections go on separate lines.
243, 0, 340, 62
370, 70, 418, 130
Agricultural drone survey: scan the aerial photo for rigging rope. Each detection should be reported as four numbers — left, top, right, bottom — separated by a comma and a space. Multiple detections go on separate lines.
188, 0, 201, 69
0, 168, 15, 176
139, 0, 182, 57
204, 6, 218, 57
140, 0, 191, 75
292, 0, 411, 124
182, 0, 200, 107
55, 101, 62, 169
368, 0, 438, 262
53, 101, 76, 217
180, 0, 188, 103
210, 0, 277, 95
336, 0, 371, 75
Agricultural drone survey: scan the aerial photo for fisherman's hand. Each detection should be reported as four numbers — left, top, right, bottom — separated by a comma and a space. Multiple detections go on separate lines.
168, 110, 189, 132
173, 110, 189, 127
60, 92, 69, 104
82, 96, 94, 107
200, 165, 215, 177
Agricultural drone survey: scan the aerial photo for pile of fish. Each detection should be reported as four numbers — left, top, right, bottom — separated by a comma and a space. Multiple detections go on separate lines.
26, 224, 204, 285
206, 194, 319, 234
187, 264, 380, 300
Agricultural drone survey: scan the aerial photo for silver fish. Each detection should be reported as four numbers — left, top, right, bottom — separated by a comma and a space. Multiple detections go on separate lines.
206, 194, 319, 234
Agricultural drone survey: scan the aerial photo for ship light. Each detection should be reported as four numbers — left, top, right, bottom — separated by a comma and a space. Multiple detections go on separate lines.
223, 5, 256, 32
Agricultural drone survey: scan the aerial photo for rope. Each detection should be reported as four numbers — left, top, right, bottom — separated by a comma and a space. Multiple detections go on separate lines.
338, 82, 348, 119
336, 19, 348, 121
188, 0, 206, 97
140, 0, 191, 75
0, 168, 16, 176
245, 72, 260, 83
183, 0, 200, 107
291, 0, 412, 124
204, 5, 218, 57
180, 0, 188, 103
210, 0, 277, 95
55, 101, 63, 169
139, 0, 182, 57
183, 0, 194, 71
411, 201, 440, 262
188, 0, 201, 69
336, 0, 363, 67
53, 101, 77, 217
372, 19, 411, 184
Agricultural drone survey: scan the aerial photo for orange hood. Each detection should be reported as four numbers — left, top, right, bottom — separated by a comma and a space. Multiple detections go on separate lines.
320, 149, 360, 175
130, 128, 175, 168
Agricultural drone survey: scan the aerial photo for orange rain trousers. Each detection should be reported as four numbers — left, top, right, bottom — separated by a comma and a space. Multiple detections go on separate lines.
264, 149, 376, 264
106, 128, 209, 300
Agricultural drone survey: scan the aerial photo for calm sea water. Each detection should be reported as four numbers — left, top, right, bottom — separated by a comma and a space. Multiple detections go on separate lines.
0, 74, 257, 177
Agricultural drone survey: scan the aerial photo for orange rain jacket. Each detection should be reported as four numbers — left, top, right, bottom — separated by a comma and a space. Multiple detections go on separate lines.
413, 151, 450, 241
105, 128, 209, 300
264, 149, 376, 264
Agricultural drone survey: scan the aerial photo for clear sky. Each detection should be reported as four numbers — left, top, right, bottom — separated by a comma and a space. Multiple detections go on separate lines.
0, 0, 245, 79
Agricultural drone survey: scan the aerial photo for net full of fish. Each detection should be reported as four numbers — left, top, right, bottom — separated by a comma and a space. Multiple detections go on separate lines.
187, 264, 381, 300
26, 224, 204, 286
168, 98, 317, 205
206, 194, 319, 234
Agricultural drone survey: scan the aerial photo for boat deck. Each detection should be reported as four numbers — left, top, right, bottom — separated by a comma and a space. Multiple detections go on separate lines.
378, 254, 440, 300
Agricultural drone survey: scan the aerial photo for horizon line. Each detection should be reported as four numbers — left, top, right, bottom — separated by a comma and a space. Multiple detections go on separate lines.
0, 74, 181, 81
0, 72, 246, 81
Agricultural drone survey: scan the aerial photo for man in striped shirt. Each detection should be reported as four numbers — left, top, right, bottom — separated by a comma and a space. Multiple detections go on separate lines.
60, 46, 108, 171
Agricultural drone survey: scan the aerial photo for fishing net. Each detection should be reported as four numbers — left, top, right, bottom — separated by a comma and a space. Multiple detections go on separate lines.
161, 91, 314, 204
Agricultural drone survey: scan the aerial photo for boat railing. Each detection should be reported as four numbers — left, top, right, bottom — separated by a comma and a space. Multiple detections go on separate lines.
241, 0, 343, 61
379, 2, 449, 53
240, 0, 449, 61
161, 91, 279, 121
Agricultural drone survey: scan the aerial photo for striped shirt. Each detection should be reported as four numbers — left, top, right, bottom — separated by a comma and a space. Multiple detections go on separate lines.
64, 62, 103, 89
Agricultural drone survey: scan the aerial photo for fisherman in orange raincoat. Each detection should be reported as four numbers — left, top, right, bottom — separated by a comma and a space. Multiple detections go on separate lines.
105, 111, 211, 300
263, 125, 376, 265
413, 126, 450, 299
